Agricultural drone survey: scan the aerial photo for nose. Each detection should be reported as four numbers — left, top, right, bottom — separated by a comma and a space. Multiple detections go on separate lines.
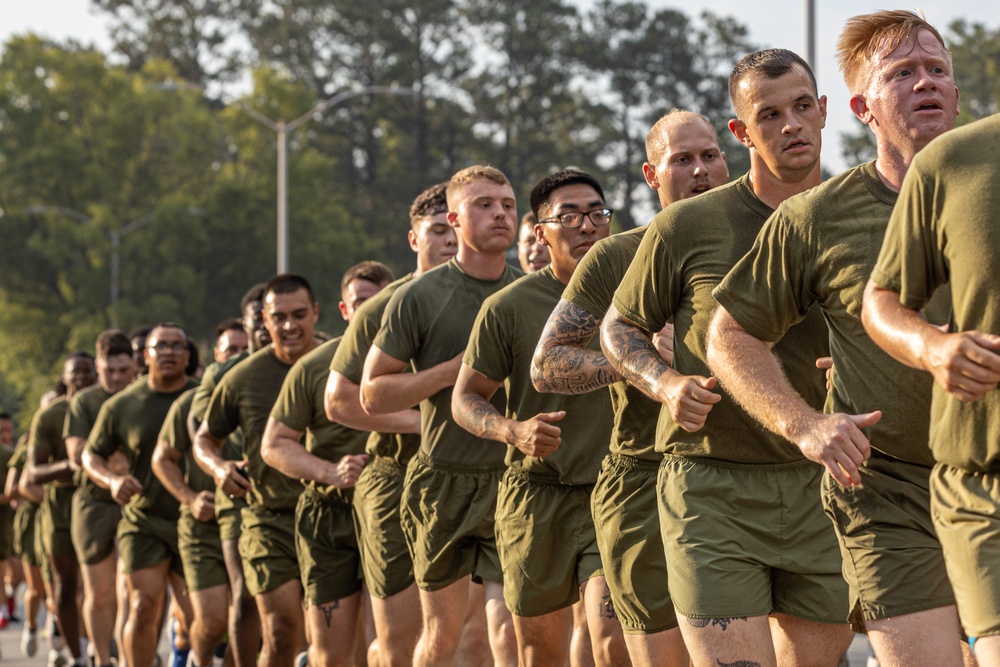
781, 109, 803, 135
913, 66, 938, 91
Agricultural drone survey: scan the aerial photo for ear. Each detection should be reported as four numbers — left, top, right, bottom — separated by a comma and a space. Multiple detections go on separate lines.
446, 210, 459, 227
642, 162, 659, 190
407, 228, 419, 252
953, 86, 961, 117
535, 223, 551, 247
850, 94, 873, 125
728, 118, 752, 148
818, 94, 828, 128
338, 301, 349, 320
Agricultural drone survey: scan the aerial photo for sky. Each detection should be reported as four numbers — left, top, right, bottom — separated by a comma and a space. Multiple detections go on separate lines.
1, 0, 996, 173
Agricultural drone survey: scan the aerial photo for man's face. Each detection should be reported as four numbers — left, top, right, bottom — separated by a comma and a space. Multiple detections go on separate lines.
214, 329, 248, 363
409, 212, 457, 271
537, 183, 611, 280
131, 335, 148, 375
0, 419, 13, 447
732, 64, 827, 179
447, 179, 518, 254
62, 356, 97, 395
853, 29, 959, 155
339, 279, 383, 322
264, 288, 319, 361
517, 222, 549, 274
144, 326, 190, 384
242, 300, 271, 353
645, 119, 729, 208
97, 353, 136, 394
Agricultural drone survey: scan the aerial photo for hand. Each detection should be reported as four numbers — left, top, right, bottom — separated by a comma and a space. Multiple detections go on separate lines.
325, 454, 370, 489
815, 356, 833, 391
108, 449, 130, 475
925, 330, 1000, 402
791, 411, 880, 487
508, 411, 565, 458
190, 490, 216, 522
652, 323, 675, 365
110, 475, 142, 505
660, 374, 722, 432
216, 460, 252, 498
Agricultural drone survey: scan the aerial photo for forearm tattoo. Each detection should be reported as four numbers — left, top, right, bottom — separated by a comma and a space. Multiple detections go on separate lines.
454, 392, 508, 443
532, 300, 621, 395
601, 314, 671, 401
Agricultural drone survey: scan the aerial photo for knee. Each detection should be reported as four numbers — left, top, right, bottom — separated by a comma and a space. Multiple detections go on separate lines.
308, 645, 353, 667
129, 590, 161, 624
421, 621, 463, 659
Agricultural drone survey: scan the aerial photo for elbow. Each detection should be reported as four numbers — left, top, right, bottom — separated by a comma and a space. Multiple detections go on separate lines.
860, 279, 880, 338
359, 385, 379, 416
529, 359, 546, 393
449, 392, 469, 432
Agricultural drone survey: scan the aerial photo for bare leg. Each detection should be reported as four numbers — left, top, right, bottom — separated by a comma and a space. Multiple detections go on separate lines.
973, 635, 1000, 667
570, 598, 595, 667
81, 551, 118, 665
581, 577, 628, 667
769, 613, 854, 667
222, 537, 259, 667
369, 583, 421, 666
483, 580, 517, 666
124, 560, 171, 667
115, 556, 129, 667
189, 584, 229, 667
676, 611, 776, 667
255, 578, 306, 667
512, 605, 573, 666
304, 590, 363, 667
865, 606, 967, 667
413, 577, 470, 667
49, 551, 83, 660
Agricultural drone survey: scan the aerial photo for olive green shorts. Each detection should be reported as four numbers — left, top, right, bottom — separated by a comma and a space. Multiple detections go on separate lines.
296, 488, 362, 605
215, 486, 246, 543
178, 512, 228, 593
592, 454, 676, 634
239, 505, 299, 597
659, 456, 848, 622
352, 456, 414, 599
930, 463, 1000, 638
72, 488, 121, 565
0, 506, 14, 560
496, 467, 601, 617
823, 453, 954, 622
399, 453, 504, 591
13, 502, 41, 568
40, 485, 76, 558
118, 506, 183, 576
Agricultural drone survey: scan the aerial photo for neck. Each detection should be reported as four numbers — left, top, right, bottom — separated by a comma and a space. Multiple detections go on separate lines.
455, 244, 508, 281
873, 141, 919, 193
148, 373, 186, 393
273, 340, 318, 366
748, 154, 822, 209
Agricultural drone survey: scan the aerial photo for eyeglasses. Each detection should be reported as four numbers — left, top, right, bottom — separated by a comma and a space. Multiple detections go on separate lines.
539, 208, 613, 229
147, 342, 188, 354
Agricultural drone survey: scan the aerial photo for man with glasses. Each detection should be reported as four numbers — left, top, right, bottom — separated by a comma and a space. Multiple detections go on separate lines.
530, 109, 729, 666
83, 323, 198, 667
452, 169, 624, 665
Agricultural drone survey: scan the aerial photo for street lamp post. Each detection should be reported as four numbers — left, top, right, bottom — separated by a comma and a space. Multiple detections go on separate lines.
237, 85, 412, 274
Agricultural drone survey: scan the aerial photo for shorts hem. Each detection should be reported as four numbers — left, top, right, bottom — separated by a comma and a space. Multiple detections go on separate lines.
621, 620, 680, 635
857, 597, 958, 622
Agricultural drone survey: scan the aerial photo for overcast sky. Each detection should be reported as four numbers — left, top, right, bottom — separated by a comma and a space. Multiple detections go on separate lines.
2, 0, 995, 173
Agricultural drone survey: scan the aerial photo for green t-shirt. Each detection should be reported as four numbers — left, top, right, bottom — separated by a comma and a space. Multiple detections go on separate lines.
28, 396, 73, 488
613, 174, 829, 464
330, 274, 421, 464
204, 346, 303, 510
563, 227, 661, 461
86, 378, 199, 519
715, 162, 950, 467
64, 383, 117, 500
465, 266, 614, 484
373, 259, 522, 468
159, 388, 218, 515
191, 353, 247, 424
271, 338, 369, 497
871, 114, 1000, 472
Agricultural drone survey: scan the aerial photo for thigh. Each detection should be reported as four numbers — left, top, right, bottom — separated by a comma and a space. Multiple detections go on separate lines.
306, 589, 363, 653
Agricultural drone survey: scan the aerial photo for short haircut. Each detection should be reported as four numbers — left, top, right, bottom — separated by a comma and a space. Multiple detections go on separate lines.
240, 282, 268, 312
837, 10, 949, 93
95, 329, 132, 360
66, 350, 95, 366
729, 49, 816, 120
148, 322, 188, 341
645, 109, 721, 166
264, 273, 316, 304
529, 169, 606, 220
445, 165, 511, 209
341, 261, 394, 299
127, 325, 151, 342
214, 318, 244, 342
520, 212, 537, 231
409, 182, 449, 229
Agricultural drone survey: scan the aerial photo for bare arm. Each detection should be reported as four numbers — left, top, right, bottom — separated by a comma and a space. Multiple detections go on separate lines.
531, 299, 622, 395
65, 435, 87, 469
193, 422, 251, 498
600, 304, 720, 432
82, 449, 142, 506
4, 467, 20, 504
324, 371, 421, 433
26, 445, 76, 485
452, 365, 564, 458
361, 347, 461, 415
261, 417, 368, 489
863, 279, 1000, 402
152, 440, 214, 521
706, 306, 877, 486
17, 470, 43, 505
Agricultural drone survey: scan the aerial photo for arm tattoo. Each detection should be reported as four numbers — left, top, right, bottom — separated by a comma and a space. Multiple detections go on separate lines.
601, 313, 671, 402
532, 300, 621, 395
453, 393, 509, 444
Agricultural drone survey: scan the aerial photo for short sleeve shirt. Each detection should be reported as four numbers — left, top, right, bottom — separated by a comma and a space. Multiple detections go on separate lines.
716, 162, 950, 467
613, 174, 829, 464
28, 397, 73, 488
871, 114, 1000, 472
159, 388, 217, 505
465, 266, 614, 484
563, 227, 660, 460
330, 274, 420, 464
204, 346, 303, 510
86, 378, 199, 519
64, 383, 116, 499
271, 338, 369, 497
373, 259, 523, 468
